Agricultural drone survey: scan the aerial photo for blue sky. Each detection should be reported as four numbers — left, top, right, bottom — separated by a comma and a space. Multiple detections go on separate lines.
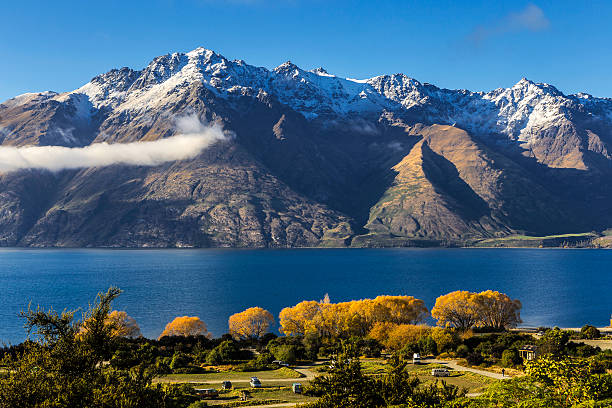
1, 0, 611, 102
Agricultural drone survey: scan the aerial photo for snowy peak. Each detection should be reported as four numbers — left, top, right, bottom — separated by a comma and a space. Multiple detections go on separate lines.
60, 47, 612, 139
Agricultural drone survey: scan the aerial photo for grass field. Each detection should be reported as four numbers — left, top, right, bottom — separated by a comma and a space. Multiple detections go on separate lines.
407, 364, 497, 393
473, 232, 597, 247
155, 367, 304, 383
201, 385, 317, 406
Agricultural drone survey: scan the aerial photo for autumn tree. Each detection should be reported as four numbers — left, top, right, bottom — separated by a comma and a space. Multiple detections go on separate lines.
279, 295, 428, 339
369, 296, 428, 326
383, 324, 431, 351
279, 301, 323, 336
108, 310, 142, 338
474, 290, 522, 329
229, 307, 274, 340
79, 310, 141, 340
431, 290, 480, 331
159, 316, 211, 339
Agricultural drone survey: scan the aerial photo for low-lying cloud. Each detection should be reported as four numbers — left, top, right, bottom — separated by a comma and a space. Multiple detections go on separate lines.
468, 4, 550, 44
0, 116, 229, 173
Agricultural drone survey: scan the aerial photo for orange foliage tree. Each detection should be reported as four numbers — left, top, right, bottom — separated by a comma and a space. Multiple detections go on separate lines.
474, 290, 522, 329
229, 307, 274, 340
159, 316, 211, 339
79, 310, 141, 338
279, 295, 428, 338
384, 324, 431, 351
431, 291, 480, 331
106, 310, 141, 338
431, 290, 522, 330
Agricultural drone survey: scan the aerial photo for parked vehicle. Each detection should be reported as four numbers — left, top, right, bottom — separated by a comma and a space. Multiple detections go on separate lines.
431, 368, 450, 377
250, 377, 262, 388
292, 383, 303, 394
194, 388, 219, 399
221, 381, 232, 390
273, 360, 290, 367
413, 353, 421, 364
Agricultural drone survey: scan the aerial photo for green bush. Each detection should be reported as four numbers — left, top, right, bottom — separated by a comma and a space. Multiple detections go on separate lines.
501, 349, 521, 367
466, 351, 484, 366
206, 340, 240, 365
170, 352, 191, 370
417, 336, 437, 356
456, 344, 469, 357
269, 344, 299, 364
581, 325, 601, 339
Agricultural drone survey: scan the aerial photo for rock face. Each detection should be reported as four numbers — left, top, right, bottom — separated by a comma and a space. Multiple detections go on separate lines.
0, 47, 611, 247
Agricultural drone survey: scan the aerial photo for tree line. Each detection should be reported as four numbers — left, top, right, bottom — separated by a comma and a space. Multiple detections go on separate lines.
149, 290, 522, 341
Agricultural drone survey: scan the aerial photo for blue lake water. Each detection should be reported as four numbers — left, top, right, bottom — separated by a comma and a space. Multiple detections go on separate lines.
0, 248, 610, 344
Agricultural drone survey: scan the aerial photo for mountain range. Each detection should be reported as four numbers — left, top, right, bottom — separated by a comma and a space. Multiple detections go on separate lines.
1, 47, 611, 248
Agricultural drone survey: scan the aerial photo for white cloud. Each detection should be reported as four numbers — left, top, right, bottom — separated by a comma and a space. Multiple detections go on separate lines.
0, 115, 229, 173
468, 4, 550, 44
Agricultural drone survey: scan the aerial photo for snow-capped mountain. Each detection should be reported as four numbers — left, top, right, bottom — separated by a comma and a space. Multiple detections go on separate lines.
1, 47, 611, 248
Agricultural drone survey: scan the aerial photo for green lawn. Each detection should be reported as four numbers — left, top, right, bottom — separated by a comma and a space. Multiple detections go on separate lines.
189, 385, 317, 407
385, 362, 497, 394
155, 367, 304, 383
473, 232, 597, 247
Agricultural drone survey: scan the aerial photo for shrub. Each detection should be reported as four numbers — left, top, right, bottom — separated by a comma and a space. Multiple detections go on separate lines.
431, 328, 458, 353
418, 336, 437, 356
537, 328, 570, 356
206, 340, 240, 365
581, 325, 601, 340
170, 352, 191, 370
456, 344, 469, 358
501, 349, 521, 367
466, 351, 484, 366
269, 344, 299, 364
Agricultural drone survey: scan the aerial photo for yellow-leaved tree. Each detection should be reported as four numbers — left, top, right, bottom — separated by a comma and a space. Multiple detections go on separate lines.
431, 290, 522, 331
79, 310, 141, 338
384, 324, 431, 351
474, 290, 522, 329
279, 295, 428, 338
279, 301, 321, 336
431, 290, 480, 331
106, 310, 141, 338
159, 316, 211, 339
228, 307, 274, 340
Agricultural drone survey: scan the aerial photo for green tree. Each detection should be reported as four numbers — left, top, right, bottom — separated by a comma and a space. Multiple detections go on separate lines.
0, 287, 194, 408
537, 328, 570, 356
501, 349, 521, 368
581, 325, 601, 340
306, 343, 380, 408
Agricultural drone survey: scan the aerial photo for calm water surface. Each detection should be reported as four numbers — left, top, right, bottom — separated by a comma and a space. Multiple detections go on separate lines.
0, 248, 610, 344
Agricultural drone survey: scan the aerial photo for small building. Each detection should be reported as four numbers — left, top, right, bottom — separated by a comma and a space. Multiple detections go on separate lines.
519, 345, 538, 361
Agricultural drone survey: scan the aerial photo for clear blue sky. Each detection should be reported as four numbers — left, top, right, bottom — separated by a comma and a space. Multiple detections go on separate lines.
1, 0, 611, 102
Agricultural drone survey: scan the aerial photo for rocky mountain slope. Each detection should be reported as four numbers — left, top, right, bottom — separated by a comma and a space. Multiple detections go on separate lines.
0, 47, 611, 247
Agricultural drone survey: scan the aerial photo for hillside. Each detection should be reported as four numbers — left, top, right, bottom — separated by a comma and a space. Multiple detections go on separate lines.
0, 47, 611, 247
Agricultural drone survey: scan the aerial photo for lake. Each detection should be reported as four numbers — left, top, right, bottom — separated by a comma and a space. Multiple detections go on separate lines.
0, 248, 610, 344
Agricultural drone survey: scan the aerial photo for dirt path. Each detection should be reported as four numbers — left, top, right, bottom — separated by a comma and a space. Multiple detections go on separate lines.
422, 358, 510, 380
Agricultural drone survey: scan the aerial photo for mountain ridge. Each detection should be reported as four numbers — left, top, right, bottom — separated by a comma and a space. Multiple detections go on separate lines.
0, 47, 611, 248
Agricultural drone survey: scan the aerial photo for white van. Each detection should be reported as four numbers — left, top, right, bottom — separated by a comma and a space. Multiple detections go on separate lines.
413, 353, 421, 364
